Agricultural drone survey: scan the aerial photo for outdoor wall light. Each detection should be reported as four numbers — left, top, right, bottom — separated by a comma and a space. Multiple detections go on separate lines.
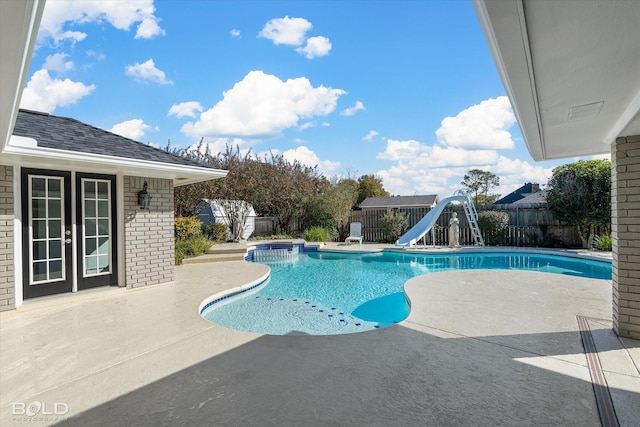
137, 181, 152, 209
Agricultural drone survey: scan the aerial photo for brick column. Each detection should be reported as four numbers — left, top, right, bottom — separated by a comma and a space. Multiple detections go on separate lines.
611, 135, 640, 339
123, 176, 175, 288
0, 165, 15, 311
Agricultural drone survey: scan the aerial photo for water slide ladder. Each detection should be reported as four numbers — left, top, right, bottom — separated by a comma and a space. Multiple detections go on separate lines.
395, 195, 485, 247
461, 198, 485, 247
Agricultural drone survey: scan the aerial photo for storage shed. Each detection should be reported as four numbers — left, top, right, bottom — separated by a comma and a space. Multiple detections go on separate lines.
196, 199, 256, 240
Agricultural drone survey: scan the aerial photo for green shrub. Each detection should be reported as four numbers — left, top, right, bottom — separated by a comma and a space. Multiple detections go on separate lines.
381, 210, 408, 243
175, 216, 202, 241
174, 236, 213, 265
203, 222, 228, 242
304, 226, 332, 242
594, 233, 612, 251
477, 211, 509, 246
190, 236, 213, 256
175, 239, 190, 265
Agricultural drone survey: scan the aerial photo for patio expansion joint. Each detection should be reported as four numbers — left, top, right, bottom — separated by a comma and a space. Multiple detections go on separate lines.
577, 315, 620, 427
0, 323, 220, 411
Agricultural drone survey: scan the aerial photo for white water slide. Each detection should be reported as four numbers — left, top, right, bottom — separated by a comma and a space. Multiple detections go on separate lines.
395, 195, 485, 247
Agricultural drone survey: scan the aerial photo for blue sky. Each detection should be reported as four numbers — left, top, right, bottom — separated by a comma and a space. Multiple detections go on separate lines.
21, 0, 593, 197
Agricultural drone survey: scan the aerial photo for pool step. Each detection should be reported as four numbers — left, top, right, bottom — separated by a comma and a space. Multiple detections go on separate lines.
180, 244, 248, 264
182, 252, 246, 264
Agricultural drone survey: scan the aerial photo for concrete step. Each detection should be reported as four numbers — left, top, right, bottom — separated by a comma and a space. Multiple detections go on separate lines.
206, 244, 248, 255
182, 253, 246, 264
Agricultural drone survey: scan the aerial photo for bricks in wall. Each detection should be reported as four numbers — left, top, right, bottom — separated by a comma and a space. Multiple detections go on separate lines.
123, 176, 175, 288
612, 135, 640, 339
0, 165, 15, 311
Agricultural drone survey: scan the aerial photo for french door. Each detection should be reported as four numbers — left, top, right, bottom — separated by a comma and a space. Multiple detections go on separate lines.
21, 169, 118, 299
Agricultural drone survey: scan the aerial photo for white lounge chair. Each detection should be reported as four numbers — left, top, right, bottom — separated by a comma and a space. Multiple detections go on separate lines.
345, 222, 363, 245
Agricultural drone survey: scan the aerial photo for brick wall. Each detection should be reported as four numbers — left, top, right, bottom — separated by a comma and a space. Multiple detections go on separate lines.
123, 176, 175, 288
0, 165, 15, 311
612, 135, 640, 339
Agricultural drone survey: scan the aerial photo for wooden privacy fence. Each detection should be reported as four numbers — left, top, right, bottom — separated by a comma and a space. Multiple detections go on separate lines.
345, 203, 593, 247
254, 216, 303, 237
254, 202, 607, 247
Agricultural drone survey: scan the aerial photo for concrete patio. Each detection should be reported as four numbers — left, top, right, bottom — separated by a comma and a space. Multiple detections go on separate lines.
0, 249, 638, 426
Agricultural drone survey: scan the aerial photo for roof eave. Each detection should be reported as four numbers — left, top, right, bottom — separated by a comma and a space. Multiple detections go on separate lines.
0, 0, 45, 152
473, 0, 546, 160
2, 138, 227, 186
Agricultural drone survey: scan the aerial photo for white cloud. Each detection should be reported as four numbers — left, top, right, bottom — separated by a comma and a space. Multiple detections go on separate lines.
296, 36, 332, 59
230, 29, 241, 38
43, 53, 73, 73
181, 70, 346, 139
109, 119, 150, 140
125, 59, 172, 85
20, 69, 95, 113
282, 146, 340, 174
299, 121, 316, 130
435, 96, 516, 149
38, 0, 164, 44
135, 15, 165, 39
363, 130, 379, 141
168, 102, 203, 119
258, 16, 312, 46
341, 101, 365, 116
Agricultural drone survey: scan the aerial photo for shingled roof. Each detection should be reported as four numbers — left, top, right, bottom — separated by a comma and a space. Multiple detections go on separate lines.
12, 109, 206, 168
359, 195, 439, 209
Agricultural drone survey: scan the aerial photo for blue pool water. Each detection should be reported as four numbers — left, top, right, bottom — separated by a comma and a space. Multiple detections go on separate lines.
201, 251, 611, 336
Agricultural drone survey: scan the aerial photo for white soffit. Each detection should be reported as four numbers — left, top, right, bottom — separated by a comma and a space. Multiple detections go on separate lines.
3, 136, 228, 187
0, 0, 45, 152
474, 0, 640, 160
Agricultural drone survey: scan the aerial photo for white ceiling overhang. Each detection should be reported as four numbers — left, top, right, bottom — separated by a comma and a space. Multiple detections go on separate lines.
3, 136, 227, 187
473, 0, 640, 161
0, 0, 45, 152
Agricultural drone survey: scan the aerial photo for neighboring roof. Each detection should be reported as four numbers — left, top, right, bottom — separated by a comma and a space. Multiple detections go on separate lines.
4, 109, 227, 186
359, 195, 439, 209
512, 190, 546, 205
493, 183, 540, 205
473, 0, 640, 160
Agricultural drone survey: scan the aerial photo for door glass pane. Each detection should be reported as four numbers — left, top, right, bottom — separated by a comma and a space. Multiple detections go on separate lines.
49, 261, 63, 279
49, 220, 62, 238
85, 256, 97, 275
33, 262, 47, 282
33, 220, 46, 239
98, 237, 109, 255
48, 179, 61, 198
98, 219, 109, 235
85, 238, 97, 256
85, 219, 96, 236
98, 200, 109, 217
49, 240, 62, 259
32, 178, 46, 197
85, 200, 96, 217
33, 241, 47, 260
98, 255, 109, 272
32, 199, 46, 218
97, 182, 108, 199
30, 175, 65, 284
84, 180, 95, 198
48, 199, 61, 218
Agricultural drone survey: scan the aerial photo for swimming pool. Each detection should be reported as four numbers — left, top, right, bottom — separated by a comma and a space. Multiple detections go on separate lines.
201, 250, 611, 336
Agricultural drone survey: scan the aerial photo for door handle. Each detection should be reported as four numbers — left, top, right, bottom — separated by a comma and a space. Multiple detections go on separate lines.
65, 238, 72, 244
